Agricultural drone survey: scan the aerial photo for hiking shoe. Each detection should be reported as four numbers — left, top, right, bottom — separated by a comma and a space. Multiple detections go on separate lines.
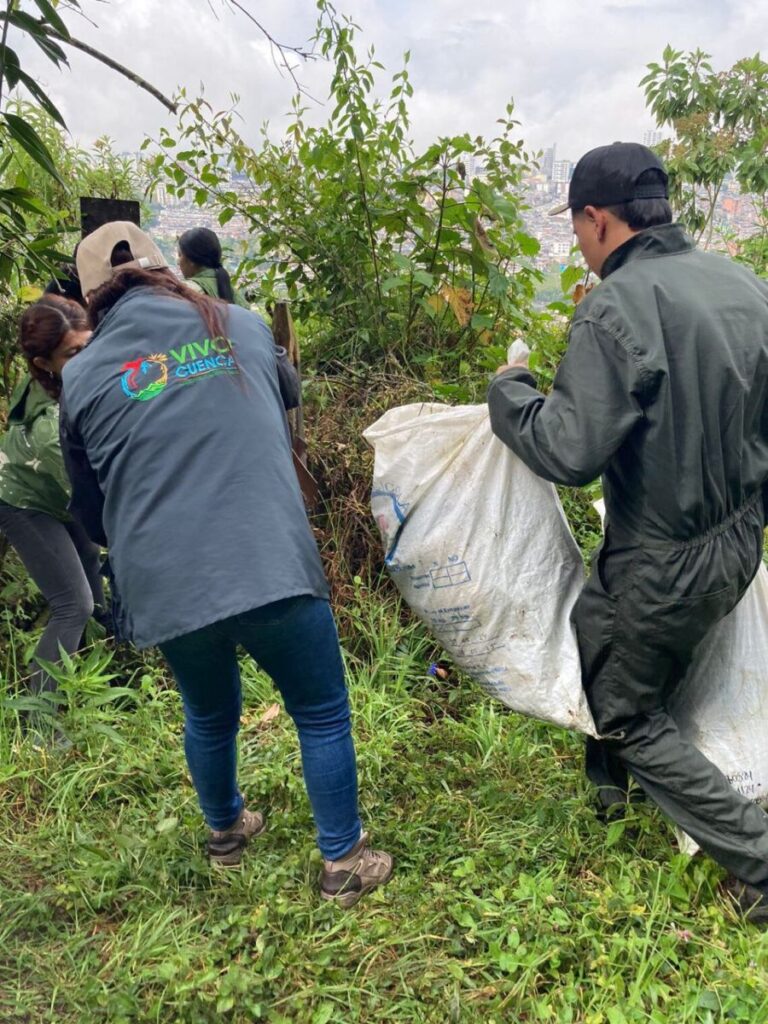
722, 875, 768, 926
25, 715, 72, 752
320, 831, 393, 908
207, 807, 266, 867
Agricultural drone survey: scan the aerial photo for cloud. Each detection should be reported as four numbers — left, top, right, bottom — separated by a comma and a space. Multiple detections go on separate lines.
14, 0, 327, 150
10, 0, 766, 164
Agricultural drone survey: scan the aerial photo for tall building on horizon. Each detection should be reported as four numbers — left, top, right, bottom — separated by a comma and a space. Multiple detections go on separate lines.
643, 129, 664, 149
541, 144, 556, 179
552, 159, 573, 184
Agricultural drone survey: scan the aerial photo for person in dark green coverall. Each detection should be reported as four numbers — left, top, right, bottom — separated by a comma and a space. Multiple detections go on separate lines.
487, 142, 768, 924
177, 227, 249, 308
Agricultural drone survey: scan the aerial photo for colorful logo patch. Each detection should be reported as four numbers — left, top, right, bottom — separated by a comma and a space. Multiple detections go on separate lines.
119, 337, 237, 401
120, 354, 169, 401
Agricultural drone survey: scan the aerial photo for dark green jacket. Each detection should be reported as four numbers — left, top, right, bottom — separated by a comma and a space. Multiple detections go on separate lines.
0, 376, 71, 519
488, 224, 768, 545
186, 268, 249, 308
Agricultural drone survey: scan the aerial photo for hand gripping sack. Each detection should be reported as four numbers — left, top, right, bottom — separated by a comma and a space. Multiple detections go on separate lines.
363, 403, 598, 735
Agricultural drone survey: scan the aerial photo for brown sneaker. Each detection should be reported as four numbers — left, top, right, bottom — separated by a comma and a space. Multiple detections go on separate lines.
320, 831, 393, 908
207, 807, 266, 867
722, 875, 768, 926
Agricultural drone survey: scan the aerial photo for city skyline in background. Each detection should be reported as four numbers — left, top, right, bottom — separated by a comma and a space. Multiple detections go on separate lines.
535, 131, 667, 187
145, 115, 757, 281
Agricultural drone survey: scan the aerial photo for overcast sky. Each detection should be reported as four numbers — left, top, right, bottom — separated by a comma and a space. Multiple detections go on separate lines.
15, 0, 767, 162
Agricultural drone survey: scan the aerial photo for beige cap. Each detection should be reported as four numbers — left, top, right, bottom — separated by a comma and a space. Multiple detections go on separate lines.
76, 221, 167, 296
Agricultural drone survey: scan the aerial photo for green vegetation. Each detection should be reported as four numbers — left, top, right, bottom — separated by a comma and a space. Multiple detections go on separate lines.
145, 4, 544, 382
0, 3, 767, 1021
0, 105, 143, 405
1, 102, 144, 250
642, 48, 768, 264
0, 0, 177, 293
0, 3, 148, 409
2, 581, 768, 1024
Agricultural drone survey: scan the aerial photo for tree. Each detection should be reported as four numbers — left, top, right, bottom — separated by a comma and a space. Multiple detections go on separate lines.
2, 102, 143, 245
642, 47, 768, 252
0, 1, 174, 291
0, 1, 323, 294
0, 103, 145, 404
146, 2, 542, 383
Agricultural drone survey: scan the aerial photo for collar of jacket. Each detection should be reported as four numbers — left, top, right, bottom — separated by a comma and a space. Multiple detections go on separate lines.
599, 222, 695, 280
92, 285, 155, 334
7, 375, 55, 425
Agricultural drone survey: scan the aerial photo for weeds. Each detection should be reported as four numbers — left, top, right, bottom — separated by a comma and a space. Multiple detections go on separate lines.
1, 578, 767, 1023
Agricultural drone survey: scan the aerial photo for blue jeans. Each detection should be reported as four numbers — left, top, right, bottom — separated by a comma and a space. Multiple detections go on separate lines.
159, 596, 362, 860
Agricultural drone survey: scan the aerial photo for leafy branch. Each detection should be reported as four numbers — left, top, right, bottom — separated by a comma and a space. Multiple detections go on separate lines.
146, 1, 542, 380
641, 47, 768, 246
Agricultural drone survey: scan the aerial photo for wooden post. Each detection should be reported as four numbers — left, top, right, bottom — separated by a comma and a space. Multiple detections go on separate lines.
270, 301, 320, 507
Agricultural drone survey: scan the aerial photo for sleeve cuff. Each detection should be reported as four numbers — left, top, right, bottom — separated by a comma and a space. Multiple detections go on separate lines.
489, 367, 538, 391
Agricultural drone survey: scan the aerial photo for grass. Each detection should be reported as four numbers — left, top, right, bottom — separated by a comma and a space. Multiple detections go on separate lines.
1, 577, 768, 1024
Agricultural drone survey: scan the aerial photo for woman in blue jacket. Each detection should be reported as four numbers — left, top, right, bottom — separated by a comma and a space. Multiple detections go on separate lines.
60, 222, 391, 907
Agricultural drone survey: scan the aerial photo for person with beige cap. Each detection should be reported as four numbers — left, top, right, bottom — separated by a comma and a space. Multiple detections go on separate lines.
59, 222, 393, 905
76, 221, 169, 296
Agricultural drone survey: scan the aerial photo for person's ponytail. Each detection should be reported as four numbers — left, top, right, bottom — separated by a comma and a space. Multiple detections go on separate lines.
179, 227, 237, 304
214, 266, 236, 303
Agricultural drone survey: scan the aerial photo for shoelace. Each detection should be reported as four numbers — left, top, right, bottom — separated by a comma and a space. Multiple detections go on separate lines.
356, 846, 389, 872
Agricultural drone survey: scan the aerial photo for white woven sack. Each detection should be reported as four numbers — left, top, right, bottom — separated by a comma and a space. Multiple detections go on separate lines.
670, 566, 768, 852
364, 403, 597, 735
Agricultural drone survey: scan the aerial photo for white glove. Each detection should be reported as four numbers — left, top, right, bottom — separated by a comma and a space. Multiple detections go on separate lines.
506, 338, 531, 367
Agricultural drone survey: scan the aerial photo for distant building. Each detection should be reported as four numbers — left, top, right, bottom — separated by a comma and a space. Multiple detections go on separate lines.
552, 160, 573, 184
466, 156, 487, 180
541, 145, 556, 179
524, 173, 549, 193
551, 239, 572, 259
642, 130, 664, 149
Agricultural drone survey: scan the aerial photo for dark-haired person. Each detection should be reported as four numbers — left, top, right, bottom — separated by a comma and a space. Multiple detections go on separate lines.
177, 227, 248, 308
488, 143, 768, 922
44, 261, 85, 308
59, 222, 391, 905
0, 296, 105, 702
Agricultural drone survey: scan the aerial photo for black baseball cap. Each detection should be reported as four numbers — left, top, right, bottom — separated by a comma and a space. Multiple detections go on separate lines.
549, 142, 668, 216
